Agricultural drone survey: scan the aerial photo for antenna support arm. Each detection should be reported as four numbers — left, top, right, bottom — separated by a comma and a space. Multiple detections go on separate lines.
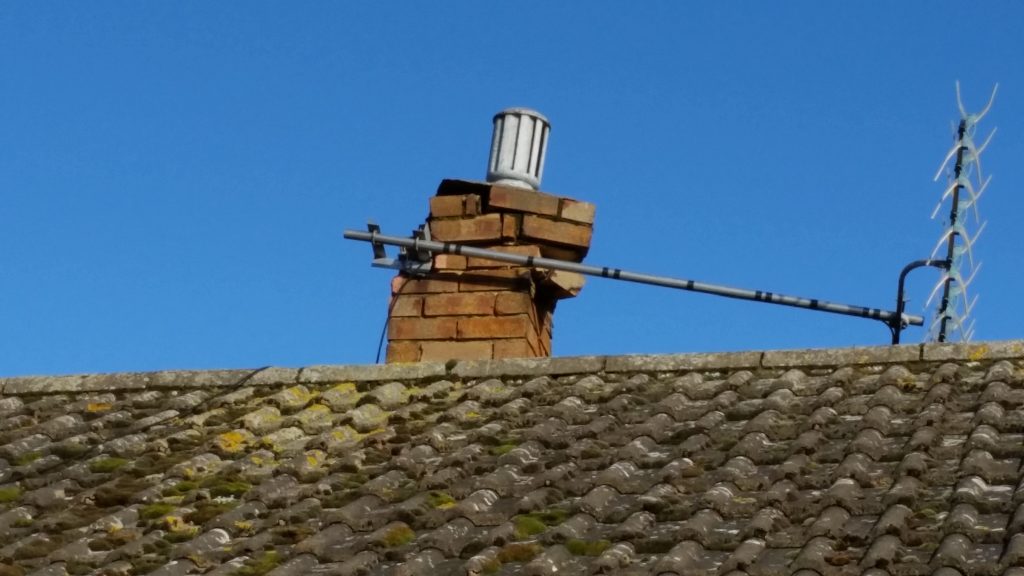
346, 228, 925, 335
891, 258, 951, 344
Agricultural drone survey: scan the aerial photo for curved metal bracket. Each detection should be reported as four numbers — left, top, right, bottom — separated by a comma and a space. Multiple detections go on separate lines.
891, 258, 951, 344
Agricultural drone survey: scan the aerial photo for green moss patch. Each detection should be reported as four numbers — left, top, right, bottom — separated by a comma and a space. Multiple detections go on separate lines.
233, 550, 280, 576
519, 508, 569, 527
185, 501, 237, 524
381, 524, 415, 547
89, 457, 129, 473
426, 491, 455, 509
13, 537, 60, 560
201, 476, 251, 498
497, 542, 541, 563
93, 477, 150, 507
514, 515, 547, 539
130, 555, 170, 575
566, 539, 611, 556
162, 530, 196, 544
13, 452, 42, 466
52, 443, 91, 459
162, 480, 199, 497
139, 503, 176, 520
489, 443, 517, 456
0, 486, 22, 503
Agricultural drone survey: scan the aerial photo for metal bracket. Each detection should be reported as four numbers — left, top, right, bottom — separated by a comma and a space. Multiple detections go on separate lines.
890, 258, 951, 344
365, 221, 433, 276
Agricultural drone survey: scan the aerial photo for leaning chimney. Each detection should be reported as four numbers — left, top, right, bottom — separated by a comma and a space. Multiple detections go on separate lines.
386, 108, 596, 362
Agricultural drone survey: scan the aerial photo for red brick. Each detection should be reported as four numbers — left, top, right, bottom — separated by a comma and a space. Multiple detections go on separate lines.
521, 215, 593, 249
459, 269, 533, 292
429, 194, 482, 218
457, 315, 533, 339
501, 214, 520, 240
466, 244, 543, 268
429, 195, 466, 218
488, 185, 560, 216
386, 341, 420, 363
495, 292, 533, 315
432, 254, 467, 270
493, 339, 537, 359
420, 340, 492, 361
560, 198, 597, 224
430, 214, 503, 242
388, 317, 457, 340
394, 275, 462, 294
423, 292, 496, 317
389, 295, 423, 317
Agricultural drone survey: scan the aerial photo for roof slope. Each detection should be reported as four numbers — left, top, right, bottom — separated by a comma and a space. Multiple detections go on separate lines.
1, 341, 1023, 576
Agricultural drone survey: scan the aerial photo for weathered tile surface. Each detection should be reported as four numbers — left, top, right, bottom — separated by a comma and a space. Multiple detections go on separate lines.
0, 342, 1023, 575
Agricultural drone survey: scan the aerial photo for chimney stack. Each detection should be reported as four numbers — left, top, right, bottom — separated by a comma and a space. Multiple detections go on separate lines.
386, 109, 595, 362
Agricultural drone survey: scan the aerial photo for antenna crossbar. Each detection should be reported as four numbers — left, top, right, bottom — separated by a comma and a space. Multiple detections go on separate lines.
344, 229, 924, 328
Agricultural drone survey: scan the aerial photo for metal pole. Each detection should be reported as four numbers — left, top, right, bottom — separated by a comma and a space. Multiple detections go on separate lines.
344, 229, 925, 327
936, 119, 967, 342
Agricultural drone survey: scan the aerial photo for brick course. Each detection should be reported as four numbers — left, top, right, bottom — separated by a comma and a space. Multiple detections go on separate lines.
388, 317, 457, 340
429, 214, 503, 242
457, 315, 534, 339
420, 340, 493, 361
489, 186, 560, 216
521, 214, 593, 249
423, 292, 496, 317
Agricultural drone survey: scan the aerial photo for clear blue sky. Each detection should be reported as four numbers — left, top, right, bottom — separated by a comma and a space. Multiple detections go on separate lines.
2, 3, 1022, 376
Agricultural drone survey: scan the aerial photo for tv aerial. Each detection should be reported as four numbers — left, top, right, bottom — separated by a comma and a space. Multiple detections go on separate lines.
919, 82, 998, 343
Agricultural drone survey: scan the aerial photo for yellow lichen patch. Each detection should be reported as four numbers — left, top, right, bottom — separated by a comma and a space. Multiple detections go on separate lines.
160, 515, 199, 542
332, 382, 357, 394
233, 520, 255, 534
304, 449, 327, 468
322, 382, 362, 412
295, 404, 333, 433
162, 515, 188, 532
273, 385, 317, 411
332, 426, 361, 443
214, 429, 255, 455
86, 402, 112, 413
969, 345, 990, 361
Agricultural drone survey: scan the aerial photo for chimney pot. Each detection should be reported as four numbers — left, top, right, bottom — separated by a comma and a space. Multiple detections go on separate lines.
487, 108, 549, 190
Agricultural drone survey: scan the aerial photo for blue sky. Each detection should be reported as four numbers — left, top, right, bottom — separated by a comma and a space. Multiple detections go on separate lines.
2, 3, 1021, 376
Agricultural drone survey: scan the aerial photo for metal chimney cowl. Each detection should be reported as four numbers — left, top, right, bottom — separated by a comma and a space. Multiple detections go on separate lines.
486, 108, 550, 190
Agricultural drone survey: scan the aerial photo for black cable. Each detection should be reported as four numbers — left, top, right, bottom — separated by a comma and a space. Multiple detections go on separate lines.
375, 275, 410, 363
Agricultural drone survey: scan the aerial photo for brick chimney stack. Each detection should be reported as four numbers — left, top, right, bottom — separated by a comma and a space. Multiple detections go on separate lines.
386, 109, 595, 362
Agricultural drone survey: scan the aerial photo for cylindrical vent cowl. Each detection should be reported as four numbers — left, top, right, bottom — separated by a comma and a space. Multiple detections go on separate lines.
487, 108, 550, 190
